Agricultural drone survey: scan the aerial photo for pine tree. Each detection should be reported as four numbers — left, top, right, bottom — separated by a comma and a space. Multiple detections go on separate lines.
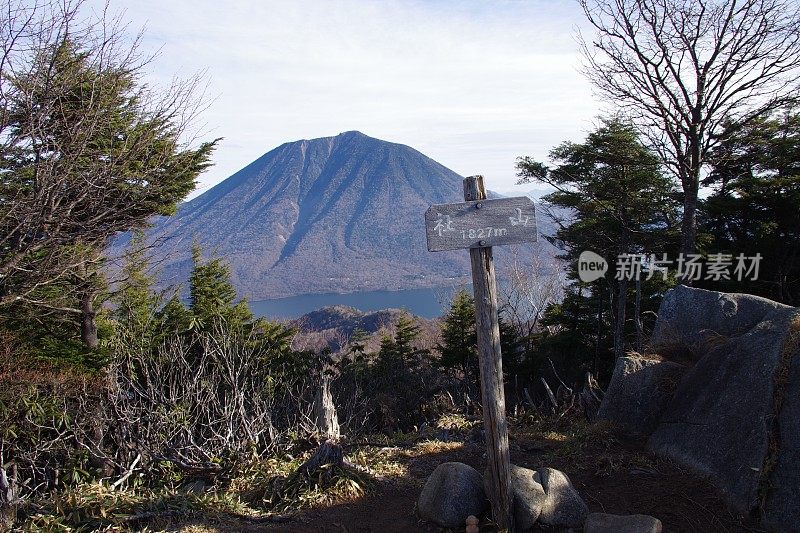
702, 109, 800, 305
437, 290, 477, 386
517, 118, 680, 376
0, 8, 217, 315
188, 245, 253, 331
347, 327, 369, 364
376, 314, 430, 377
392, 315, 425, 362
156, 293, 192, 336
113, 232, 158, 338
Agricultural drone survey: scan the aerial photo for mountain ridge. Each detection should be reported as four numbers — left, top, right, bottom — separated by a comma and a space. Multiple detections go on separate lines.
137, 131, 482, 299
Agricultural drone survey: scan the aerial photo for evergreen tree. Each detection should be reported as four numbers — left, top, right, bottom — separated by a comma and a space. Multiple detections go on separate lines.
436, 290, 478, 389
0, 6, 217, 349
377, 314, 429, 371
188, 245, 253, 331
112, 232, 159, 338
0, 7, 217, 318
498, 314, 526, 379
517, 118, 680, 377
347, 327, 369, 364
369, 314, 434, 429
702, 109, 800, 305
156, 293, 193, 336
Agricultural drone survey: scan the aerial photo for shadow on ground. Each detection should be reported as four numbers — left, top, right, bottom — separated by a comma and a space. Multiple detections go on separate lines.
168, 421, 755, 533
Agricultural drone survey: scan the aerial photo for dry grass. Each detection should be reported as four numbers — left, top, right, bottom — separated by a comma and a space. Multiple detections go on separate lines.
15, 451, 365, 530
406, 440, 463, 457
15, 408, 736, 531
19, 482, 255, 532
435, 412, 479, 432
11, 414, 482, 531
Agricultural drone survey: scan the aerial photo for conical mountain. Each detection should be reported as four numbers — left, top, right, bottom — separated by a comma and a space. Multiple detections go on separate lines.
146, 131, 475, 299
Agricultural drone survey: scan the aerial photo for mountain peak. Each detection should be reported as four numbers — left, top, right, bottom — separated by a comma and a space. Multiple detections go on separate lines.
337, 130, 368, 138
143, 132, 473, 299
291, 130, 372, 146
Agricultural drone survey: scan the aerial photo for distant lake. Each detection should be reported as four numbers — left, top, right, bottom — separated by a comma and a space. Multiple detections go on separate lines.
250, 286, 470, 320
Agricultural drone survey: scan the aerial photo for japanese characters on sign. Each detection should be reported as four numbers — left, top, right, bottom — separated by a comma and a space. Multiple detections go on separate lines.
424, 196, 538, 252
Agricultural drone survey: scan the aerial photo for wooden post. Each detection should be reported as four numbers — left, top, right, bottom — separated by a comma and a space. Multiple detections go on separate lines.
424, 174, 534, 531
463, 175, 514, 531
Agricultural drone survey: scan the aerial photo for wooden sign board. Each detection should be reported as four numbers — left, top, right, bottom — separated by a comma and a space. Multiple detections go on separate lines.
425, 196, 537, 252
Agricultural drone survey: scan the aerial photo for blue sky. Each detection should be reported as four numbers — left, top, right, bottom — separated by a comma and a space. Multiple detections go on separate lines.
88, 0, 601, 198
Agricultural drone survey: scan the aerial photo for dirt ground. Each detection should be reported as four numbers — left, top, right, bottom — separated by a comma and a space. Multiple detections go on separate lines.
171, 419, 757, 533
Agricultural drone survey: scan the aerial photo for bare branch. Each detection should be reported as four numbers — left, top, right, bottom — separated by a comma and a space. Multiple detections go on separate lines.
578, 0, 800, 254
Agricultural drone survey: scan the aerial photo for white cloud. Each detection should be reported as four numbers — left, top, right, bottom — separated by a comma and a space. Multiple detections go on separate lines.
86, 0, 601, 197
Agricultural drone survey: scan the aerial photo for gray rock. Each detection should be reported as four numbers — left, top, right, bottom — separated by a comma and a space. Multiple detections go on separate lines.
485, 465, 546, 530
648, 286, 799, 516
650, 285, 788, 360
417, 462, 488, 528
596, 356, 685, 434
535, 467, 588, 528
584, 512, 663, 533
762, 315, 800, 530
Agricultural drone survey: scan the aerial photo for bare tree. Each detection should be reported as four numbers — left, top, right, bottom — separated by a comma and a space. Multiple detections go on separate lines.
0, 0, 216, 325
578, 0, 800, 256
497, 244, 565, 350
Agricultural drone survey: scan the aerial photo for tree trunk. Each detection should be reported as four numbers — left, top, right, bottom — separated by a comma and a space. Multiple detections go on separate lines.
579, 372, 603, 421
299, 375, 344, 481
680, 164, 700, 273
298, 439, 344, 478
594, 284, 603, 375
681, 196, 697, 254
613, 279, 628, 359
313, 374, 340, 441
81, 290, 98, 348
634, 276, 643, 353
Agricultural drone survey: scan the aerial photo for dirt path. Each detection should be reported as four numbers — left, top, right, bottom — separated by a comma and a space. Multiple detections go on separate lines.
176, 424, 754, 533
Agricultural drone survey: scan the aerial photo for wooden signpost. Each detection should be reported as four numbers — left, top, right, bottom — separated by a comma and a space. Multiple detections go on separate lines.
425, 196, 536, 252
425, 176, 537, 532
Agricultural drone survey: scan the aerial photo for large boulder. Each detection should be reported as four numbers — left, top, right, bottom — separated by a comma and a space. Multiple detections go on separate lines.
596, 356, 685, 434
762, 314, 800, 530
584, 512, 663, 533
650, 285, 788, 360
534, 467, 588, 528
485, 465, 546, 530
417, 462, 488, 528
647, 286, 800, 520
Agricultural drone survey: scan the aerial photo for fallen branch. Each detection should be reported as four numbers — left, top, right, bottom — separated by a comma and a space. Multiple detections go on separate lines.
111, 453, 141, 490
541, 377, 558, 411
